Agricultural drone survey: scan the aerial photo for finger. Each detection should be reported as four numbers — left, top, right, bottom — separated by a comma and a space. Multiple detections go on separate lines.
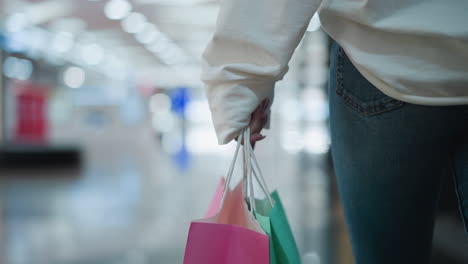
251, 106, 264, 121
262, 98, 270, 111
250, 133, 266, 144
235, 131, 266, 145
253, 115, 268, 130
252, 100, 267, 119
250, 112, 268, 132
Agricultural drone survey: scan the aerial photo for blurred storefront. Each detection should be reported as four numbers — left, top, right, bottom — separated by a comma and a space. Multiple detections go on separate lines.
0, 1, 466, 264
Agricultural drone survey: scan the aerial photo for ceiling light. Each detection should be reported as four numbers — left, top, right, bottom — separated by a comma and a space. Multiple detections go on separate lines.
135, 23, 160, 44
140, 0, 206, 6
104, 0, 132, 20
146, 36, 170, 53
146, 42, 168, 54
63, 67, 85, 88
121, 12, 146, 33
3, 57, 33, 80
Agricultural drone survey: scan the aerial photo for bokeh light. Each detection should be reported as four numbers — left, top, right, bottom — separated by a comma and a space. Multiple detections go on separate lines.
63, 66, 85, 88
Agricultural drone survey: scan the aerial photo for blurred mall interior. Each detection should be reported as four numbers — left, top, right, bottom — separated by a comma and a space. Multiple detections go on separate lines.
0, 0, 467, 263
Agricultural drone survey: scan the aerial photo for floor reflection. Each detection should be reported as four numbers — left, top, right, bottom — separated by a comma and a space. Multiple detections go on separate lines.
0, 118, 350, 264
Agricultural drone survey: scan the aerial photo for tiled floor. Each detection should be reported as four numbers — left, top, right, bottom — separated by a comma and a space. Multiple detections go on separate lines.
0, 118, 352, 264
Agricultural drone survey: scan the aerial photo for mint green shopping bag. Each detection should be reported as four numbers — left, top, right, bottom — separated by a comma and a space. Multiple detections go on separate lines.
254, 191, 301, 264
241, 127, 302, 264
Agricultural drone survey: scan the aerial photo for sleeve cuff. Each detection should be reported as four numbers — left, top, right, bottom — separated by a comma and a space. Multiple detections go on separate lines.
206, 82, 274, 144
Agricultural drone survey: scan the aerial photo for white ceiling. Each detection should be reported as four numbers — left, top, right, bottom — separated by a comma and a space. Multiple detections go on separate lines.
0, 0, 220, 86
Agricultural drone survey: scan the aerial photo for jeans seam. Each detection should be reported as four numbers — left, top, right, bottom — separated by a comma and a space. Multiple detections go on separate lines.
335, 46, 405, 117
337, 44, 344, 92
449, 155, 468, 234
337, 88, 404, 116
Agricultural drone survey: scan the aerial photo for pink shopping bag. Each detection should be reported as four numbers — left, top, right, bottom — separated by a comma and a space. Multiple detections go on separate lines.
183, 179, 269, 264
205, 177, 225, 218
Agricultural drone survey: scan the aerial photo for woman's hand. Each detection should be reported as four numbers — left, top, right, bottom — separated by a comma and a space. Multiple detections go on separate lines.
236, 98, 270, 146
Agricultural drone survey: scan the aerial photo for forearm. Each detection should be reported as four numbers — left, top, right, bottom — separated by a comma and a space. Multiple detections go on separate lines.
203, 0, 323, 144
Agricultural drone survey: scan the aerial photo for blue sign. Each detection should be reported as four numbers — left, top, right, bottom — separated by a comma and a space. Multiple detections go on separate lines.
170, 87, 190, 117
173, 143, 190, 172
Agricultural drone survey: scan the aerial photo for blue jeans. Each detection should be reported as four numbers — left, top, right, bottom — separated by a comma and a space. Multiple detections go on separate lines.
328, 42, 468, 263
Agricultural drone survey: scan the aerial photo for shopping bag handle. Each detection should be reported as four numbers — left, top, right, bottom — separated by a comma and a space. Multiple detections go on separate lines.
218, 131, 243, 213
244, 128, 274, 207
244, 128, 256, 212
218, 128, 274, 214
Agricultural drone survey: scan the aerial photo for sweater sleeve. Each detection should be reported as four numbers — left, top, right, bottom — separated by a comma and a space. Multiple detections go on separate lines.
202, 0, 323, 144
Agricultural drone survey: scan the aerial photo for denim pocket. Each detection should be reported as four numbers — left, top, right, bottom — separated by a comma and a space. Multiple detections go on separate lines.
335, 46, 404, 116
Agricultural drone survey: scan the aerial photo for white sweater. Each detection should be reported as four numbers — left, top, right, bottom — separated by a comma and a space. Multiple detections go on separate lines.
202, 0, 468, 144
